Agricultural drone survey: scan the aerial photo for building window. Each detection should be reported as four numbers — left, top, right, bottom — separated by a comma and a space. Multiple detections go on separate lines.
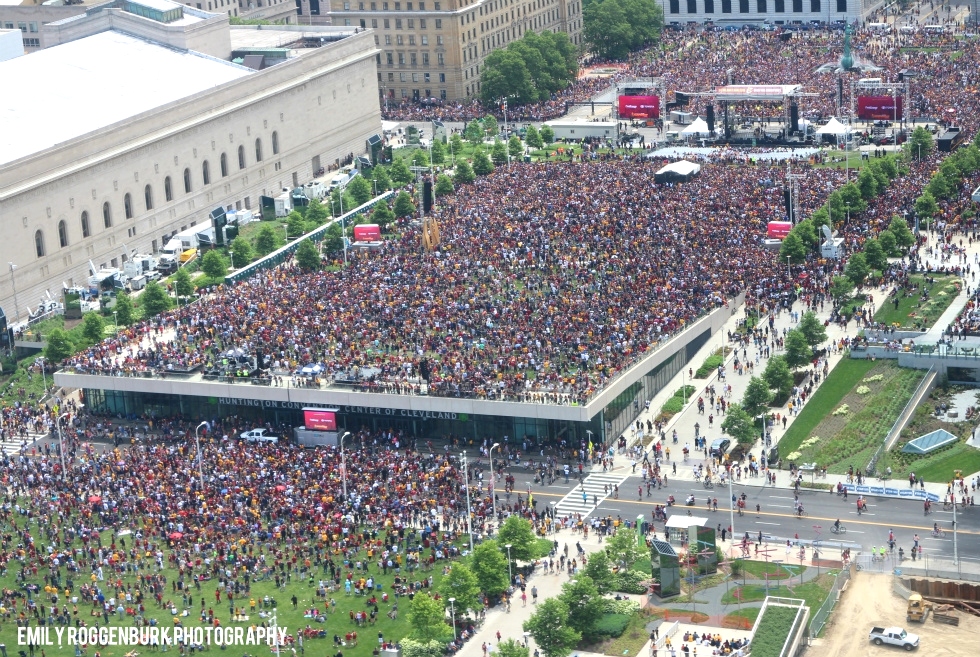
669, 0, 679, 12
810, 0, 820, 10
165, 176, 173, 201
220, 153, 229, 177
793, 0, 802, 9
775, 0, 784, 10
124, 193, 133, 219
421, 35, 428, 45
705, 0, 714, 10
103, 202, 112, 228
757, 0, 766, 10
722, 0, 731, 11
144, 184, 153, 210
420, 18, 426, 27
836, 0, 845, 9
395, 18, 402, 28
410, 53, 417, 65
686, 0, 695, 11
255, 139, 263, 162
35, 230, 45, 258
387, 52, 394, 65
439, 72, 445, 82
238, 145, 246, 169
398, 53, 406, 65
437, 35, 443, 45
397, 35, 404, 45
81, 211, 91, 238
739, 0, 749, 11
437, 52, 444, 65
203, 160, 211, 185
272, 131, 279, 155
435, 18, 441, 27
407, 18, 414, 27
58, 221, 69, 248
422, 52, 429, 65
183, 168, 192, 194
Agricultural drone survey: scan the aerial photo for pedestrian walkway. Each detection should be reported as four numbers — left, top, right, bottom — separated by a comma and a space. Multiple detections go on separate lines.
553, 472, 630, 518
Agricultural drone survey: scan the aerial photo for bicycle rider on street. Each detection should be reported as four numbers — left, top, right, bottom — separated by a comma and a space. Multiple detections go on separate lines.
933, 522, 939, 534
833, 519, 841, 532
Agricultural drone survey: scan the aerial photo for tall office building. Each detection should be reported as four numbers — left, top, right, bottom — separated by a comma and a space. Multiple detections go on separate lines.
328, 0, 582, 102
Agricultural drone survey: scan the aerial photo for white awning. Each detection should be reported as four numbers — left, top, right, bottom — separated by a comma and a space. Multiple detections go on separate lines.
816, 117, 852, 135
681, 118, 711, 136
655, 160, 701, 177
665, 515, 709, 529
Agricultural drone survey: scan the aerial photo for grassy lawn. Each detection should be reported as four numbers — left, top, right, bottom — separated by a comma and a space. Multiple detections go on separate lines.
750, 605, 801, 657
589, 608, 658, 657
778, 359, 877, 457
0, 516, 465, 657
782, 362, 924, 474
737, 560, 807, 581
811, 149, 867, 170
721, 573, 837, 609
892, 441, 980, 482
873, 274, 960, 329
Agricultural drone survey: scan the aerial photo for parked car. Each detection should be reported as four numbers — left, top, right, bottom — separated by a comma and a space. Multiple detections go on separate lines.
710, 438, 731, 458
240, 428, 279, 444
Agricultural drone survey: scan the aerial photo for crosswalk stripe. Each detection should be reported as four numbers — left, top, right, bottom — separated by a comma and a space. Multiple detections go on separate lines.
554, 472, 630, 519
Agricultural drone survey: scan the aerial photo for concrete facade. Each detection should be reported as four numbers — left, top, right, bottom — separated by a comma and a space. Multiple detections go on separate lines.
659, 0, 881, 26
328, 0, 582, 102
0, 15, 380, 324
0, 26, 23, 57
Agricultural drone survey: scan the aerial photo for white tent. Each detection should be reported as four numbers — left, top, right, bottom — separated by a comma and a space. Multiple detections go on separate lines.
816, 117, 851, 135
681, 117, 711, 136
654, 160, 701, 183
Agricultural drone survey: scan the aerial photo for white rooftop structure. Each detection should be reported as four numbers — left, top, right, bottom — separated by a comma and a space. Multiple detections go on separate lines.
0, 30, 252, 166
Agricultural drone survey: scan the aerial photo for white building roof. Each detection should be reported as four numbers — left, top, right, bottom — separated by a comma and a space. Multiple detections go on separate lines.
0, 30, 253, 166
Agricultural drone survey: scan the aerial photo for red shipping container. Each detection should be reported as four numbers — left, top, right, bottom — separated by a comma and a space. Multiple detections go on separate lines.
353, 224, 382, 242
767, 221, 792, 239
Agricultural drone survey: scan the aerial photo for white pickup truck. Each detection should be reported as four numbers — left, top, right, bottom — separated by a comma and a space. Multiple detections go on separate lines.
869, 627, 919, 651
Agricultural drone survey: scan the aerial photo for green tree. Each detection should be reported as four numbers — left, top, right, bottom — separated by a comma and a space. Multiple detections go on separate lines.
762, 355, 793, 399
838, 182, 867, 216
844, 251, 871, 288
778, 232, 806, 265
481, 50, 537, 105
306, 198, 329, 225
140, 280, 171, 317
454, 160, 476, 185
915, 191, 939, 221
491, 140, 509, 166
393, 191, 417, 218
926, 170, 956, 200
229, 236, 255, 266
44, 328, 75, 363
347, 175, 373, 207
113, 292, 135, 326
173, 267, 194, 301
430, 138, 447, 165
372, 166, 392, 192
497, 515, 537, 561
605, 527, 642, 570
285, 211, 306, 241
81, 312, 105, 344
389, 158, 414, 184
558, 576, 604, 642
437, 562, 481, 616
322, 222, 343, 254
876, 155, 899, 180
879, 230, 899, 257
255, 224, 281, 256
526, 124, 543, 149
400, 639, 445, 657
200, 250, 228, 280
721, 404, 757, 444
434, 174, 455, 197
581, 549, 615, 594
829, 275, 855, 306
810, 207, 831, 233
783, 328, 812, 370
483, 115, 499, 138
857, 167, 879, 200
741, 375, 773, 418
408, 593, 450, 642
887, 215, 916, 250
371, 202, 396, 231
472, 149, 494, 176
449, 134, 464, 163
584, 0, 663, 60
496, 639, 530, 657
863, 237, 888, 273
411, 149, 431, 169
798, 311, 828, 347
524, 598, 580, 657
539, 124, 555, 146
906, 125, 933, 160
790, 219, 819, 250
470, 540, 510, 598
464, 120, 485, 145
509, 135, 524, 160
294, 239, 321, 271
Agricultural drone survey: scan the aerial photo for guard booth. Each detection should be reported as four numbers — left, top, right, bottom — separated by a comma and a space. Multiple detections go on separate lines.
665, 515, 718, 574
650, 539, 680, 598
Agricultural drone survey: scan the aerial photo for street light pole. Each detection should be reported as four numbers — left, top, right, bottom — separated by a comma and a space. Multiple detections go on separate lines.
952, 482, 959, 566
448, 598, 456, 640
340, 431, 352, 500
37, 356, 47, 399
728, 465, 736, 554
786, 255, 791, 281
194, 421, 208, 492
462, 452, 474, 553
489, 441, 501, 518
505, 543, 513, 585
8, 263, 19, 324
56, 411, 69, 483
113, 311, 118, 336
229, 250, 234, 270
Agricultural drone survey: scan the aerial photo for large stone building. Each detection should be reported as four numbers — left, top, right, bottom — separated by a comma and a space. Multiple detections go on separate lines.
660, 0, 880, 26
327, 0, 582, 102
0, 0, 380, 325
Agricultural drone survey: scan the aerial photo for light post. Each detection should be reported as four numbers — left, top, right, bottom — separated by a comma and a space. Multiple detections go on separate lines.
113, 311, 118, 335
462, 452, 474, 553
340, 431, 352, 500
194, 421, 208, 492
8, 262, 20, 324
229, 250, 234, 270
728, 464, 736, 555
952, 472, 959, 566
283, 224, 289, 243
786, 255, 791, 281
448, 598, 456, 640
505, 543, 513, 585
340, 194, 348, 266
56, 411, 69, 483
489, 441, 501, 518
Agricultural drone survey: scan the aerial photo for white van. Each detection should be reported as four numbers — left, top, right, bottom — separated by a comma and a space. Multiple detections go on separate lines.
867, 22, 891, 33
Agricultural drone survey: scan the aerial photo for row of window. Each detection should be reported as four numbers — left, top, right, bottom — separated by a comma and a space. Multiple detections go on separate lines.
4, 21, 38, 32
385, 71, 447, 83
33, 134, 279, 258
345, 1, 441, 11
667, 0, 844, 12
376, 31, 443, 46
382, 51, 445, 66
